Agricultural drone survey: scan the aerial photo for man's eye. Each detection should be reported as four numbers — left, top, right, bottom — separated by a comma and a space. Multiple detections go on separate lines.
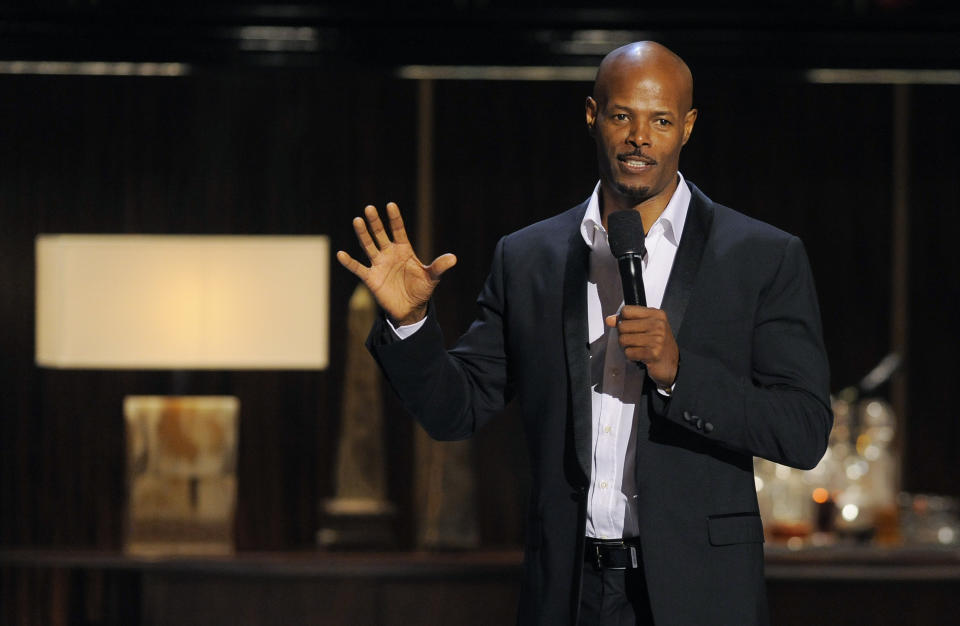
613, 113, 628, 121
655, 118, 671, 127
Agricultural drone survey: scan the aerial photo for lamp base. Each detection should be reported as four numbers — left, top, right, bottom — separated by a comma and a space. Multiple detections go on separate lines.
317, 498, 396, 549
124, 396, 238, 556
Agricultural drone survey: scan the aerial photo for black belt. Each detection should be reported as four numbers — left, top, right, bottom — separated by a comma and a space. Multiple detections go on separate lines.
584, 537, 642, 570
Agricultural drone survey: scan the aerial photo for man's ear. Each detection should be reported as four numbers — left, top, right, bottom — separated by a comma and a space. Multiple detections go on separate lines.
681, 108, 698, 146
585, 96, 598, 136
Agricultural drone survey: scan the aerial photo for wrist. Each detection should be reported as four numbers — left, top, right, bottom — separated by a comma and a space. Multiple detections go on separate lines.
394, 306, 427, 327
655, 356, 679, 395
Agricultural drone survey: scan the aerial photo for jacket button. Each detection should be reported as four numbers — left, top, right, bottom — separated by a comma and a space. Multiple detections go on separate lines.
695, 418, 703, 430
682, 411, 692, 422
704, 422, 714, 433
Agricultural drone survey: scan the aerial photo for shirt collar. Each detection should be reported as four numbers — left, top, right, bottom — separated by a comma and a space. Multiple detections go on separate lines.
580, 172, 691, 251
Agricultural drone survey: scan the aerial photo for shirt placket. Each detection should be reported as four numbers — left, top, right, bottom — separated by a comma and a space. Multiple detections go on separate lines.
595, 326, 627, 537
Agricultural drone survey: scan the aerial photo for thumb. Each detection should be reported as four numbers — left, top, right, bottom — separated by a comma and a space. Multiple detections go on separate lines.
605, 314, 618, 328
425, 253, 457, 280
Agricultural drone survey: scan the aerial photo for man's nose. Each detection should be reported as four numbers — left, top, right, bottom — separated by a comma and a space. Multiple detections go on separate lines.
626, 124, 649, 147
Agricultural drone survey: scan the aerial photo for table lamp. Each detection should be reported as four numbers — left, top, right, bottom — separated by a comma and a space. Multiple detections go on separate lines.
35, 234, 329, 555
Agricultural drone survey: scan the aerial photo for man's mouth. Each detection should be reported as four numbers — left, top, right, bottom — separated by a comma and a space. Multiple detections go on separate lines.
617, 154, 656, 170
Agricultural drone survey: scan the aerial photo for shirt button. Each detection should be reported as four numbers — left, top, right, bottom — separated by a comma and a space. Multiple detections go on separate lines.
603, 426, 612, 434
600, 481, 608, 489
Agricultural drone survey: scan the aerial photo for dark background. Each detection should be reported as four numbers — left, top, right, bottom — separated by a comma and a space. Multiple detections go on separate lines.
0, 1, 958, 552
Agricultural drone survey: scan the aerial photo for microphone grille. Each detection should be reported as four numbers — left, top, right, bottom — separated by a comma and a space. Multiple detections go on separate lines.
607, 210, 646, 258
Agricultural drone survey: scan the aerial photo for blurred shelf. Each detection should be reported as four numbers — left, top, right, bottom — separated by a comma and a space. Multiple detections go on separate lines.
3, 543, 959, 580
4, 546, 959, 626
0, 548, 524, 579
764, 543, 960, 581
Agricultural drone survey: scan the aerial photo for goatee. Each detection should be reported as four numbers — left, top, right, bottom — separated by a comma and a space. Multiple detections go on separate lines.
613, 180, 652, 204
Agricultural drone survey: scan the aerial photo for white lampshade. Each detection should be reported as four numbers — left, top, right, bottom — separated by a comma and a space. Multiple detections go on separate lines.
36, 235, 329, 370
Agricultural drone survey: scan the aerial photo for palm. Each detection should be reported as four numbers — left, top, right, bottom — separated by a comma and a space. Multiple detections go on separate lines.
337, 202, 456, 325
364, 241, 437, 319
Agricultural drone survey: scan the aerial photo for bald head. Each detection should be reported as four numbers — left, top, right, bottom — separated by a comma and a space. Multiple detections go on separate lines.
593, 41, 694, 113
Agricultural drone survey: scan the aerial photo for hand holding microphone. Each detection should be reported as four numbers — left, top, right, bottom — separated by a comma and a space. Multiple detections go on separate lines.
605, 210, 679, 388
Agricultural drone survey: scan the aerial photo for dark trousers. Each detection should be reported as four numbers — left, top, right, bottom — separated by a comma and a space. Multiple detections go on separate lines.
578, 562, 655, 626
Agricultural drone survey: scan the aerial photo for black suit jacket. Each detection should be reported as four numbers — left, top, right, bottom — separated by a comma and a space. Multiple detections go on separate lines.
368, 182, 833, 626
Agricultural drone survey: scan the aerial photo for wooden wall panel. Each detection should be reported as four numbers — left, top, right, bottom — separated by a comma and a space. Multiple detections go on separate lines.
682, 79, 894, 394
1, 66, 957, 557
0, 69, 420, 550
905, 84, 960, 496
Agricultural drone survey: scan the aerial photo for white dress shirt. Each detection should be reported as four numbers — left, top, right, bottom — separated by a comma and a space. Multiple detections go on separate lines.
580, 174, 690, 539
390, 174, 692, 540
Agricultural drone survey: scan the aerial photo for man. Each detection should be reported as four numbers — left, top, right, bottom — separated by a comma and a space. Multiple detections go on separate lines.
337, 42, 832, 625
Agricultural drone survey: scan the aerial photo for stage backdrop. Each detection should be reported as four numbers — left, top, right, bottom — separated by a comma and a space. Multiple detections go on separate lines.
0, 66, 956, 551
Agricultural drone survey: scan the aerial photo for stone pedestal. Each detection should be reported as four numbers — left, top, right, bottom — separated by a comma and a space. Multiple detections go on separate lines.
318, 284, 396, 549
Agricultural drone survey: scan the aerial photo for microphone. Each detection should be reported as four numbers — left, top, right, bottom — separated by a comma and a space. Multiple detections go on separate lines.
607, 210, 647, 307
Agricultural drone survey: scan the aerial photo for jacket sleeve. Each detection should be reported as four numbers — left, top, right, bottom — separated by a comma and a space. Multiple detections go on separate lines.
650, 235, 833, 470
366, 238, 511, 441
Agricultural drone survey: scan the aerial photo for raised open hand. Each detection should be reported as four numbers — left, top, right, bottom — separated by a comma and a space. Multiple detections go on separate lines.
337, 202, 457, 326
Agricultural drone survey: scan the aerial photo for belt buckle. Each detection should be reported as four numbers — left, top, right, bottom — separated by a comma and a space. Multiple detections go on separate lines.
607, 543, 627, 571
589, 541, 640, 570
599, 542, 628, 571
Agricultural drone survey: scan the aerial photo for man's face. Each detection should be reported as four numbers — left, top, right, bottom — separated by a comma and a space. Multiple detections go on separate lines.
586, 61, 697, 212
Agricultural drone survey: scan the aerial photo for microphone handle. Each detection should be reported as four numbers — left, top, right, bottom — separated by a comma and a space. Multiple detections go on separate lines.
617, 254, 646, 307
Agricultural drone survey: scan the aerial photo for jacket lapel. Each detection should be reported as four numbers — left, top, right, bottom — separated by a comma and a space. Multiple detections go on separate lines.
562, 203, 593, 485
660, 182, 714, 337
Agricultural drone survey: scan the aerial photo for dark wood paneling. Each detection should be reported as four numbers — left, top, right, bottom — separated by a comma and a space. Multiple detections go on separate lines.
684, 79, 894, 394
430, 79, 598, 547
0, 68, 419, 550
905, 84, 960, 496
1, 63, 957, 560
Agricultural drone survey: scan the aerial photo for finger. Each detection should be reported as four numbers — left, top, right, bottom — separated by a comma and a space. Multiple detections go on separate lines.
619, 332, 658, 350
426, 253, 457, 280
385, 202, 410, 245
621, 309, 668, 329
364, 205, 392, 248
623, 348, 659, 365
619, 305, 658, 320
336, 250, 369, 280
605, 314, 618, 328
353, 216, 381, 259
620, 335, 670, 363
618, 315, 668, 334
624, 347, 651, 362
